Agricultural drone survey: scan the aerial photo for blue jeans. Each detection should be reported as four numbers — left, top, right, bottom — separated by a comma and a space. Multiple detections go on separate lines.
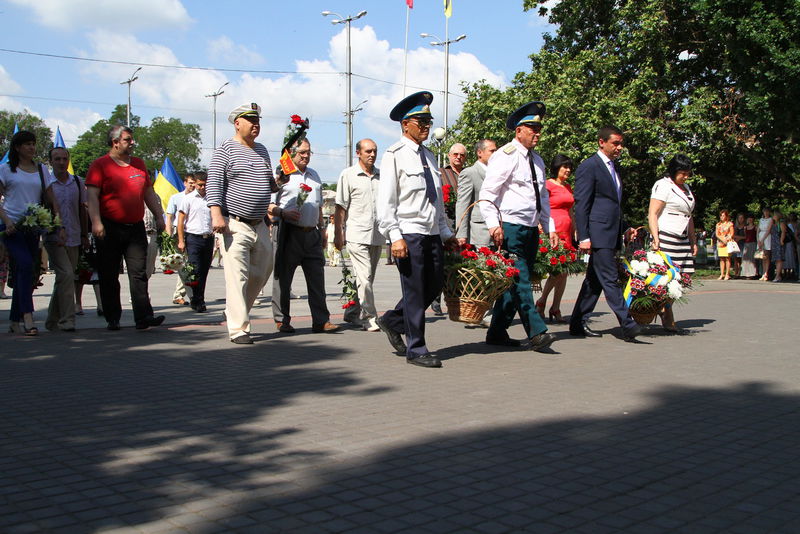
3, 231, 40, 322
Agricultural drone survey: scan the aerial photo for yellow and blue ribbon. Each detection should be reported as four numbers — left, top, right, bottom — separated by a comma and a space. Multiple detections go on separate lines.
622, 251, 681, 308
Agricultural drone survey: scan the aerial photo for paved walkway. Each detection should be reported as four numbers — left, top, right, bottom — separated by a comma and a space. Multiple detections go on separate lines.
2, 265, 799, 533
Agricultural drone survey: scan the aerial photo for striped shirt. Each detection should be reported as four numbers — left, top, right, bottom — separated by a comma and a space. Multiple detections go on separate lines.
206, 138, 274, 219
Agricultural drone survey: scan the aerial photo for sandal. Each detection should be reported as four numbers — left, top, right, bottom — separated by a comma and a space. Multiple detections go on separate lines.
535, 299, 546, 319
23, 326, 38, 336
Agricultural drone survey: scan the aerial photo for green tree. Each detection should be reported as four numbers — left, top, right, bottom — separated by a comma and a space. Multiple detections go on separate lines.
452, 0, 800, 226
70, 105, 200, 178
0, 110, 54, 162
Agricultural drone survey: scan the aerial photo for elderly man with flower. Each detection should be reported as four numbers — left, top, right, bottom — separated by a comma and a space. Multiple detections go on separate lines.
271, 137, 339, 334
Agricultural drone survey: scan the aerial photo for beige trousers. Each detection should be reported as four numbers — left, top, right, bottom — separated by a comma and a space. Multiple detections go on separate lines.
220, 218, 273, 338
43, 243, 79, 331
347, 242, 382, 322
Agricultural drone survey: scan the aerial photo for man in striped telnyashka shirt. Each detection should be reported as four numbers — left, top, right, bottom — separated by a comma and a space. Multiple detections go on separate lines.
207, 102, 286, 345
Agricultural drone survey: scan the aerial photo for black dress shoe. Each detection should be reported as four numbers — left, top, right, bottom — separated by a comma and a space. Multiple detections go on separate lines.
569, 322, 602, 337
527, 332, 556, 352
107, 321, 120, 331
485, 336, 521, 347
230, 333, 253, 344
376, 317, 407, 354
622, 323, 643, 342
407, 354, 442, 368
135, 315, 166, 330
431, 301, 444, 315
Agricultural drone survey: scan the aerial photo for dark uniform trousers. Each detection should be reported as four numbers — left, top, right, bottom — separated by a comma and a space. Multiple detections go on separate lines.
570, 247, 636, 331
487, 222, 548, 341
96, 218, 153, 324
272, 222, 330, 326
381, 233, 444, 358
185, 233, 214, 306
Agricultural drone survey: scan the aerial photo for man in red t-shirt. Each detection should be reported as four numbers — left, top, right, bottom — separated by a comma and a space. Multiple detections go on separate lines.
86, 125, 166, 331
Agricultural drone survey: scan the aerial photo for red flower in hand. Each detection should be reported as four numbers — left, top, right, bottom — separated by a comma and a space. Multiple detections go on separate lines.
300, 183, 312, 192
342, 300, 357, 309
291, 114, 303, 124
442, 184, 452, 203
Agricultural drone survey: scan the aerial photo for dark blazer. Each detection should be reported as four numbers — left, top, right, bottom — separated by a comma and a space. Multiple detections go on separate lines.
573, 153, 625, 249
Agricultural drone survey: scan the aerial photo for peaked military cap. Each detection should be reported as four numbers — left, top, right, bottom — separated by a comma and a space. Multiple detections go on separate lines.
506, 101, 546, 130
389, 91, 434, 122
228, 102, 262, 124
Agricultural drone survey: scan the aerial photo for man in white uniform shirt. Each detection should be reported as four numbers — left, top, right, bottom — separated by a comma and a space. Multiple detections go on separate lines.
376, 91, 457, 369
177, 172, 213, 313
479, 101, 558, 352
334, 138, 383, 332
272, 138, 339, 334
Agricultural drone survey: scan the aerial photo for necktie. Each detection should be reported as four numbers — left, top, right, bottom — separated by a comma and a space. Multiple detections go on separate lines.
419, 148, 437, 204
608, 160, 621, 200
528, 152, 542, 213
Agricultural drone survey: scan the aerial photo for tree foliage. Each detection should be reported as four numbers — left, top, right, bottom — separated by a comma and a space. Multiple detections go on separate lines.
70, 105, 201, 177
451, 0, 800, 228
0, 110, 54, 162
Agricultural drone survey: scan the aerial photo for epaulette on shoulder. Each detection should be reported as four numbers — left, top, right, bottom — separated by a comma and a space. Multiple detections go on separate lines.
386, 141, 404, 153
502, 143, 516, 155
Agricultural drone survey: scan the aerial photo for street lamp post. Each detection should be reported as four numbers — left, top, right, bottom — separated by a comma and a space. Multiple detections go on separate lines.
205, 82, 229, 150
420, 33, 466, 139
322, 9, 367, 167
120, 67, 142, 127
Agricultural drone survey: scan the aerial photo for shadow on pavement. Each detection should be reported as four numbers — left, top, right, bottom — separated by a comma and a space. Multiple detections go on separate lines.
2, 325, 798, 534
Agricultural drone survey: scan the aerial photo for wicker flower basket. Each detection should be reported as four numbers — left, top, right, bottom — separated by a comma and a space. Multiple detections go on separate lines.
444, 268, 513, 324
630, 302, 666, 325
444, 200, 514, 324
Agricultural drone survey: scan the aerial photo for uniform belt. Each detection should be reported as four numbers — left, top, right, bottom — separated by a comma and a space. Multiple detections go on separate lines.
187, 232, 214, 239
666, 211, 689, 218
228, 214, 263, 226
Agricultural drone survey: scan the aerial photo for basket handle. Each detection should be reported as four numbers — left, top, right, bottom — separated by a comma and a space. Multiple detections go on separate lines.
454, 199, 504, 250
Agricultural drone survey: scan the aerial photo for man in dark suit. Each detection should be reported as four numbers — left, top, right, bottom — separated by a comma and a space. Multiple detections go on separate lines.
570, 126, 642, 341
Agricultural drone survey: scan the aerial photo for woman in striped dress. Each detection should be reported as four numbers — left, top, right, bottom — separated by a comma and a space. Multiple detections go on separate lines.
648, 155, 697, 332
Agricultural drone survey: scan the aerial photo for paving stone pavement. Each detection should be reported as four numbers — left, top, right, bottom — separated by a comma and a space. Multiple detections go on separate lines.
2, 265, 800, 533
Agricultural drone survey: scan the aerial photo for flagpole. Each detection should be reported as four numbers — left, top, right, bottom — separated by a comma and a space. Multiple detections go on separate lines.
403, 5, 410, 96
444, 12, 449, 132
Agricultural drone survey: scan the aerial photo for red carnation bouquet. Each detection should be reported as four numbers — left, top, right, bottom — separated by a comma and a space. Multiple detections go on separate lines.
443, 243, 519, 323
532, 237, 585, 280
442, 183, 456, 222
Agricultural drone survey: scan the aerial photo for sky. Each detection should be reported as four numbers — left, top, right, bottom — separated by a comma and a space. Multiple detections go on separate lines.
0, 0, 556, 182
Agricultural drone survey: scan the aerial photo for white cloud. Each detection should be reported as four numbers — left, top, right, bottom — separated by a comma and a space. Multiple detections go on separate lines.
8, 0, 192, 31
69, 25, 507, 181
207, 36, 265, 67
0, 64, 25, 111
43, 107, 104, 146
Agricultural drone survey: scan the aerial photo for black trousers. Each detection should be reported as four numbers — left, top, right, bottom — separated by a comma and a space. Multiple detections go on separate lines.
382, 233, 444, 358
570, 247, 635, 331
185, 233, 214, 306
96, 219, 154, 324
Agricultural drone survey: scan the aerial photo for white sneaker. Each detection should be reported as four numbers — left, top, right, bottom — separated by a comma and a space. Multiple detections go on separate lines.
364, 317, 380, 332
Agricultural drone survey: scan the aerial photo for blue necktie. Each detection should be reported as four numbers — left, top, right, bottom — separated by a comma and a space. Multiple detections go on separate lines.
419, 148, 437, 204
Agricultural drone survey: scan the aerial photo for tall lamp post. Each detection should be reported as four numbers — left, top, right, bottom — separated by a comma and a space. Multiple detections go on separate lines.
419, 33, 466, 139
120, 67, 142, 127
205, 82, 229, 150
322, 9, 367, 167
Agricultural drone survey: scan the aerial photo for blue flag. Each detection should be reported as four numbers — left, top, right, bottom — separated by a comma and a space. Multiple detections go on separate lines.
1, 123, 20, 165
153, 156, 184, 211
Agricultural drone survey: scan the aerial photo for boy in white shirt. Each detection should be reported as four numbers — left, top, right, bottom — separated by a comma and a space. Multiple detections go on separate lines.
177, 172, 213, 313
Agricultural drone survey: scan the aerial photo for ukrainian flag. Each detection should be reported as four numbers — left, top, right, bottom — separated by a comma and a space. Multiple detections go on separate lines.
153, 156, 184, 211
0, 123, 19, 165
444, 0, 452, 17
53, 126, 76, 176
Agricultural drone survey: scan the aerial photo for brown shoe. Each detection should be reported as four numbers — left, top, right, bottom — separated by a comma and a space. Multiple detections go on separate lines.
276, 322, 295, 333
312, 322, 340, 333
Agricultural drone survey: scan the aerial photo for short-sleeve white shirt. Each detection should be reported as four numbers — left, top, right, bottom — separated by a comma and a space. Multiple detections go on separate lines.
650, 177, 695, 235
